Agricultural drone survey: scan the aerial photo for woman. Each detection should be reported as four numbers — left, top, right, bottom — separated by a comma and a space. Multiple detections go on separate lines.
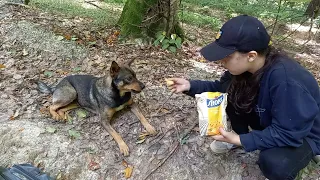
167, 15, 320, 180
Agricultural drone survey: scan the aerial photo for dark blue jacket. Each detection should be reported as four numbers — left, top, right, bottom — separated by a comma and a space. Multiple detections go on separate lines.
185, 56, 320, 155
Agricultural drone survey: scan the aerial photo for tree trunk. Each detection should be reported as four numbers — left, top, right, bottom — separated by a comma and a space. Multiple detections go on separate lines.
118, 0, 184, 39
305, 0, 320, 19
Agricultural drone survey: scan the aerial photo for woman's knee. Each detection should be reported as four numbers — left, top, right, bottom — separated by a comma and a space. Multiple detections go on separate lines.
258, 151, 295, 180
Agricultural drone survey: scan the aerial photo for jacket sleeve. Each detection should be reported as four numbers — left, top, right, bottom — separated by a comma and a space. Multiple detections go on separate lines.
240, 81, 319, 152
184, 71, 232, 97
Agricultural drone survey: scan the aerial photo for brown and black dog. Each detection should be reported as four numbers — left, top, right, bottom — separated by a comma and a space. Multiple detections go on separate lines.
38, 60, 157, 156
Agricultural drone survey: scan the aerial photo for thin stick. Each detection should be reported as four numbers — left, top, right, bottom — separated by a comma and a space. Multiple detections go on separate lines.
4, 2, 31, 8
179, 121, 198, 143
152, 92, 174, 117
143, 142, 179, 180
144, 128, 173, 152
84, 1, 103, 9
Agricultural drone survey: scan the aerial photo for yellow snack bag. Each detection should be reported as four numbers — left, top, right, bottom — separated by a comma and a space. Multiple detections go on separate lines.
195, 92, 228, 136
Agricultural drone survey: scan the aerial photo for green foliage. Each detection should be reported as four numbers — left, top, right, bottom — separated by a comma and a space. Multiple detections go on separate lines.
30, 0, 119, 26
295, 160, 319, 180
178, 11, 222, 30
103, 0, 127, 4
68, 129, 81, 139
154, 31, 182, 53
182, 0, 309, 25
118, 0, 159, 38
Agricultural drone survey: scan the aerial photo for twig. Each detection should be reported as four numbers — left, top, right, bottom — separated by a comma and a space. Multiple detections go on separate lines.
303, 14, 314, 45
143, 142, 179, 180
271, 0, 282, 36
128, 120, 140, 126
84, 1, 103, 9
278, 17, 308, 43
179, 121, 198, 143
142, 14, 159, 23
151, 92, 174, 117
4, 2, 31, 8
118, 43, 136, 46
146, 127, 173, 150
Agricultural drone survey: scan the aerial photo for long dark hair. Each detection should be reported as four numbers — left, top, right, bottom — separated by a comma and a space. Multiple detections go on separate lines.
227, 46, 283, 113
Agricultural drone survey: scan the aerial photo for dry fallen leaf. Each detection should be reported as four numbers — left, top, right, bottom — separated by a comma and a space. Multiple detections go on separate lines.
138, 132, 149, 138
0, 64, 6, 68
40, 107, 49, 114
88, 160, 100, 171
64, 34, 71, 40
113, 30, 120, 36
136, 138, 146, 144
122, 160, 128, 167
136, 132, 149, 144
160, 108, 170, 113
199, 58, 207, 63
124, 166, 133, 179
22, 49, 28, 56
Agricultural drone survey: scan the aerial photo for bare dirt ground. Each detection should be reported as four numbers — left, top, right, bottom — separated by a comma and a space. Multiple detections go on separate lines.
0, 1, 319, 180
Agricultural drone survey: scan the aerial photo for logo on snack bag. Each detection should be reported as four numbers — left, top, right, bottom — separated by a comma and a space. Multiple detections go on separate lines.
206, 95, 224, 108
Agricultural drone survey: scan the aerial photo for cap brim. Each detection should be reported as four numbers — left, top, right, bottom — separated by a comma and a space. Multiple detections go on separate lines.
200, 42, 236, 62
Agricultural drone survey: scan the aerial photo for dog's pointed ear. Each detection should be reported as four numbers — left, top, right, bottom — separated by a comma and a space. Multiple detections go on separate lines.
127, 59, 135, 66
110, 61, 120, 78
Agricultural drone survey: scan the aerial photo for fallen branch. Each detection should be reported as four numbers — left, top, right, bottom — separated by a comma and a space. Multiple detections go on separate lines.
128, 120, 140, 126
278, 17, 308, 43
4, 2, 31, 8
143, 142, 179, 180
179, 121, 198, 144
146, 127, 174, 150
84, 1, 103, 9
152, 92, 174, 117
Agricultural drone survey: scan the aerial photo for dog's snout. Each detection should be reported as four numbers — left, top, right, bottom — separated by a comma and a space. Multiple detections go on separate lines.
139, 82, 145, 90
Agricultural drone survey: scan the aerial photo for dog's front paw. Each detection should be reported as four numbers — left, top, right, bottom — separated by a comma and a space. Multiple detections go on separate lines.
51, 112, 63, 121
119, 142, 129, 156
145, 125, 157, 135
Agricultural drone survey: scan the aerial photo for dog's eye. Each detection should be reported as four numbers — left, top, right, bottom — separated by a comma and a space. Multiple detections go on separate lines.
125, 77, 133, 83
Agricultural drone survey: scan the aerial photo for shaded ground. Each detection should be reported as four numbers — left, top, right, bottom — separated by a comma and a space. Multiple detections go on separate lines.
0, 1, 319, 180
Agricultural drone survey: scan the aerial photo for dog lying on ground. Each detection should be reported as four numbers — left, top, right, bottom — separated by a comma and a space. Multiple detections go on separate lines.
37, 60, 157, 156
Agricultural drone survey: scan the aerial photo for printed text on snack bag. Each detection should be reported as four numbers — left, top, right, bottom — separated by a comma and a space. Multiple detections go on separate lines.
206, 95, 224, 108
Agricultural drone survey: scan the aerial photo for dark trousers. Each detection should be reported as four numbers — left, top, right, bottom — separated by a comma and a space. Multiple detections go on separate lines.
226, 104, 314, 180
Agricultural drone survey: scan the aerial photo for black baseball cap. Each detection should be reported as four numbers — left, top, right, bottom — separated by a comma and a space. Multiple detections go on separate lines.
200, 15, 270, 62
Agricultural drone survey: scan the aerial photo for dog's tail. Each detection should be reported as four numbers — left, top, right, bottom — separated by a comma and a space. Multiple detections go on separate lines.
37, 81, 55, 94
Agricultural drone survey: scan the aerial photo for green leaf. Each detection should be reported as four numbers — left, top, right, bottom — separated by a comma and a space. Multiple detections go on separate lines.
68, 129, 80, 139
176, 37, 182, 44
168, 46, 177, 53
76, 109, 87, 118
287, 0, 309, 2
162, 39, 169, 45
162, 43, 170, 50
156, 31, 164, 39
46, 127, 57, 133
88, 41, 96, 45
159, 36, 165, 43
169, 39, 175, 44
71, 36, 78, 41
87, 148, 96, 154
180, 135, 189, 145
153, 39, 160, 46
73, 67, 81, 72
171, 34, 177, 40
44, 71, 53, 77
67, 114, 73, 124
175, 37, 182, 48
57, 36, 64, 41
136, 138, 146, 144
